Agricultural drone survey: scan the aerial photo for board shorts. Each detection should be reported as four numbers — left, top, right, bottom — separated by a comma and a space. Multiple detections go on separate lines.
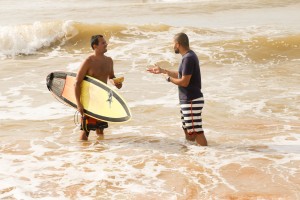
80, 116, 108, 137
180, 97, 204, 133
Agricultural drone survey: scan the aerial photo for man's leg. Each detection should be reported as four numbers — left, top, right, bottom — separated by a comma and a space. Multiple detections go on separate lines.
95, 121, 107, 137
184, 129, 196, 141
80, 116, 89, 140
95, 129, 104, 140
96, 128, 104, 136
80, 130, 88, 140
195, 131, 207, 146
180, 97, 207, 146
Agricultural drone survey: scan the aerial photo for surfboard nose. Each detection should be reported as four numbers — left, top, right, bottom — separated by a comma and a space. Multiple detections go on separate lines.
46, 73, 54, 91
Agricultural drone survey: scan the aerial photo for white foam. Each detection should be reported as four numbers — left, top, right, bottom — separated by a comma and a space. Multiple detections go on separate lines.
0, 20, 78, 56
110, 125, 143, 135
0, 81, 74, 120
0, 101, 73, 120
267, 133, 300, 154
228, 98, 267, 117
66, 61, 81, 71
128, 92, 178, 107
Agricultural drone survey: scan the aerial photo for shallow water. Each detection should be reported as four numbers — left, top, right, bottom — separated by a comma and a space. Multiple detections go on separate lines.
0, 0, 300, 199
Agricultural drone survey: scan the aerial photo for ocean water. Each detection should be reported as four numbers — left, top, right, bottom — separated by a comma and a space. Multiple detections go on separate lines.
0, 0, 300, 199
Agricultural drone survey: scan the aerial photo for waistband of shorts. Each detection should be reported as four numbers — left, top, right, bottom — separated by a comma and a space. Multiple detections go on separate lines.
180, 97, 204, 104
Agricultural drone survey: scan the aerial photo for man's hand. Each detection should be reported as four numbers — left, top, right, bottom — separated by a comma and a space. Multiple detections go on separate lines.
147, 64, 164, 74
115, 82, 122, 89
112, 77, 123, 89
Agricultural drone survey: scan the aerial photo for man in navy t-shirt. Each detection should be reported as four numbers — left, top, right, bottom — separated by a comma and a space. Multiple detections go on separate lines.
178, 50, 202, 101
147, 33, 207, 146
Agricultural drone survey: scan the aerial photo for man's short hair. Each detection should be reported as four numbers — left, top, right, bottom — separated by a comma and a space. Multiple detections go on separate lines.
174, 33, 189, 48
90, 35, 103, 49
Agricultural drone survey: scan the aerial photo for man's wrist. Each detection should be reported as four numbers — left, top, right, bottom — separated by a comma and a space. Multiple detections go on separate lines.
161, 68, 167, 74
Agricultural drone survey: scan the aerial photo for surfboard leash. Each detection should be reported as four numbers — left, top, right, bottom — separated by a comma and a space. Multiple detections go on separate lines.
73, 110, 81, 127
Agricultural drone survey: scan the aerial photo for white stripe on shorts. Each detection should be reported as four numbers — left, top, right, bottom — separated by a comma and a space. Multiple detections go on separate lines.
180, 97, 204, 133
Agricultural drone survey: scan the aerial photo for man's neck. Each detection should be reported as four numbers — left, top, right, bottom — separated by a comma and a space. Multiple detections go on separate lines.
180, 48, 190, 56
94, 51, 105, 57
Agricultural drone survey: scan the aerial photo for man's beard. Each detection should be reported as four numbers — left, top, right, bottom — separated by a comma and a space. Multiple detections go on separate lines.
174, 48, 179, 54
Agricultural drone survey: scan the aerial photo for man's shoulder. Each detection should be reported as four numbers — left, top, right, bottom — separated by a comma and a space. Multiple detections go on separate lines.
183, 51, 197, 61
86, 55, 95, 62
86, 55, 112, 61
186, 50, 197, 57
182, 50, 193, 59
105, 55, 113, 62
104, 56, 113, 67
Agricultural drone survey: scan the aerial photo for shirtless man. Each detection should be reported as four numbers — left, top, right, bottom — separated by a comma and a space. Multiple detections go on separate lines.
75, 35, 122, 140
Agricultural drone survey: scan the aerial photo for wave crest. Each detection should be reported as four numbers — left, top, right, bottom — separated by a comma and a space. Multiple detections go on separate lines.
0, 21, 171, 57
0, 21, 79, 57
1, 21, 298, 66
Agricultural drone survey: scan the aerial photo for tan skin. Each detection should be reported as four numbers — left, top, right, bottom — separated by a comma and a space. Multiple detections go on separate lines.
75, 36, 122, 140
147, 39, 208, 146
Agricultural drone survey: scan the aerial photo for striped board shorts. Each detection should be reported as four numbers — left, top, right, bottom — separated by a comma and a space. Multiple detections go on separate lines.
180, 97, 204, 133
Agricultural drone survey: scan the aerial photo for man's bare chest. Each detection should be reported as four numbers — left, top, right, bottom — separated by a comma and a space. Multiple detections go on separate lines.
87, 60, 111, 82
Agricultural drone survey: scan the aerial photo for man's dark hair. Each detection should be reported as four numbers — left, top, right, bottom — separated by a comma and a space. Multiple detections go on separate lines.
174, 33, 189, 48
90, 35, 103, 50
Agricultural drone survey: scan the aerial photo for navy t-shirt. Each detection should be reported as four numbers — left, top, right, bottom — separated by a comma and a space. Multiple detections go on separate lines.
178, 50, 203, 101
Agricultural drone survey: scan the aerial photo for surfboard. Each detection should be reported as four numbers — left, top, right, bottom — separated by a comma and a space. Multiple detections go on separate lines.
46, 71, 131, 122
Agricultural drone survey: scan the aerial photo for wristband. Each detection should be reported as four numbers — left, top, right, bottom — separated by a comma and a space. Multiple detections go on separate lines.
167, 76, 171, 82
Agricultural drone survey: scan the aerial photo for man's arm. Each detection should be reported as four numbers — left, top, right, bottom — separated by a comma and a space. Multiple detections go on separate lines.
147, 65, 191, 87
108, 58, 122, 89
167, 74, 191, 87
147, 65, 178, 78
75, 59, 89, 115
162, 68, 178, 79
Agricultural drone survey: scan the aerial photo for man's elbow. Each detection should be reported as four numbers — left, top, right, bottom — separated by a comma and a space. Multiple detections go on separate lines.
74, 80, 81, 89
181, 81, 189, 88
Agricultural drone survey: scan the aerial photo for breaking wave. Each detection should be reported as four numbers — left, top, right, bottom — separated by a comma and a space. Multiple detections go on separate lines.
0, 20, 299, 65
